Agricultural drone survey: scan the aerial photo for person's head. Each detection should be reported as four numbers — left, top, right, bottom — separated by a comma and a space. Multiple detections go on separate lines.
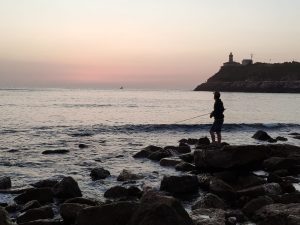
214, 91, 221, 100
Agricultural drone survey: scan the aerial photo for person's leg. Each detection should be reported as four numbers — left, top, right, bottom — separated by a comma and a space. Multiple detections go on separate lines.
210, 131, 216, 143
216, 132, 221, 144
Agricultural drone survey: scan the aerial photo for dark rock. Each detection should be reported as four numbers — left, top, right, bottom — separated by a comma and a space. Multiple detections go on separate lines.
0, 203, 7, 207
273, 169, 289, 177
276, 193, 300, 204
179, 138, 188, 144
127, 186, 143, 198
42, 150, 69, 155
78, 144, 88, 149
194, 145, 271, 170
253, 203, 300, 224
127, 190, 194, 225
197, 137, 210, 146
192, 193, 227, 210
197, 174, 213, 190
60, 203, 89, 225
75, 201, 139, 225
242, 196, 274, 217
191, 208, 226, 225
117, 169, 143, 181
5, 203, 20, 213
234, 174, 266, 190
90, 167, 110, 180
187, 138, 198, 145
175, 162, 196, 172
14, 188, 54, 205
160, 175, 199, 194
17, 206, 54, 224
225, 209, 246, 223
226, 217, 237, 225
267, 138, 277, 143
21, 200, 41, 212
52, 177, 82, 199
31, 179, 59, 188
0, 206, 13, 225
0, 177, 11, 189
214, 171, 238, 184
160, 157, 182, 167
263, 157, 299, 171
104, 186, 128, 199
133, 145, 163, 158
148, 149, 172, 161
283, 176, 300, 183
252, 130, 272, 141
209, 178, 236, 201
176, 145, 191, 154
267, 173, 283, 183
280, 182, 296, 193
179, 153, 194, 163
65, 197, 99, 206
292, 135, 300, 140
237, 183, 282, 198
276, 136, 288, 141
17, 219, 62, 225
289, 132, 300, 136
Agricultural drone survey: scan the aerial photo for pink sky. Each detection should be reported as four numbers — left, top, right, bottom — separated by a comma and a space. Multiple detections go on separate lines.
0, 1, 299, 89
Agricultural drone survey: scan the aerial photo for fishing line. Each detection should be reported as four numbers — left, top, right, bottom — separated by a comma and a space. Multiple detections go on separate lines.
173, 112, 211, 124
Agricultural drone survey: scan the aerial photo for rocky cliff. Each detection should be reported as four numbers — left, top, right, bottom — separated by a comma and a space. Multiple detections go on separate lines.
194, 62, 300, 93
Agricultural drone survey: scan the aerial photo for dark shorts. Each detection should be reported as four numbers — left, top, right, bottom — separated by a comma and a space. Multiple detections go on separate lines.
210, 119, 224, 133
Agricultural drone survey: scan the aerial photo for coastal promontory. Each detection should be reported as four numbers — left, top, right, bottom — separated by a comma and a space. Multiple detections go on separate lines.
194, 53, 300, 93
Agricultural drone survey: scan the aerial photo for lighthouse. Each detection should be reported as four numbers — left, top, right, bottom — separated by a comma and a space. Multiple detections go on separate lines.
229, 52, 233, 63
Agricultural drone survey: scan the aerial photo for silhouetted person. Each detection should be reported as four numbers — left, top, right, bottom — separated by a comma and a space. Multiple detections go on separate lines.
210, 91, 225, 145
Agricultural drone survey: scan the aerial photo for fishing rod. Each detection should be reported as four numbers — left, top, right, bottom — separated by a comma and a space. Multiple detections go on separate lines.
173, 112, 211, 124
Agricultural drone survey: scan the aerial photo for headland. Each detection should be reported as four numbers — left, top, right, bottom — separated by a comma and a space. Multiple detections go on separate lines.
194, 53, 300, 93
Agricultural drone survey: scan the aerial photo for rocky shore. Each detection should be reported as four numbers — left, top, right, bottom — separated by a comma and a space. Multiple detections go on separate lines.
0, 131, 300, 225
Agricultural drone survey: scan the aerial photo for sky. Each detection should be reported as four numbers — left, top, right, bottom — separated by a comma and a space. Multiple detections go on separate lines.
0, 0, 299, 89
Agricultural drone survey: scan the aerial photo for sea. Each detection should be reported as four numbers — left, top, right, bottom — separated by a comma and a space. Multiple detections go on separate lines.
0, 88, 300, 206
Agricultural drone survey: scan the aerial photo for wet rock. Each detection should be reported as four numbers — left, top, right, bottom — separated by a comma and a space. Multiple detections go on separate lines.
128, 190, 194, 225
276, 192, 300, 204
267, 138, 277, 143
78, 144, 88, 149
197, 174, 213, 190
60, 203, 89, 225
292, 135, 300, 140
17, 206, 54, 224
175, 162, 196, 172
14, 188, 54, 205
237, 183, 282, 198
273, 169, 289, 176
192, 193, 227, 210
276, 136, 288, 141
267, 173, 283, 183
160, 175, 199, 194
225, 209, 246, 223
194, 145, 271, 170
117, 169, 143, 181
191, 208, 226, 225
42, 150, 69, 155
148, 149, 172, 161
90, 167, 110, 180
209, 178, 236, 201
187, 138, 198, 145
160, 157, 182, 167
65, 197, 99, 206
234, 174, 266, 190
0, 177, 11, 189
253, 203, 300, 224
0, 206, 13, 225
104, 186, 142, 199
179, 153, 194, 163
176, 145, 191, 154
52, 177, 82, 199
5, 203, 20, 213
252, 130, 272, 141
75, 201, 139, 225
289, 132, 300, 136
0, 203, 7, 207
242, 196, 274, 217
263, 157, 299, 171
21, 200, 41, 212
31, 179, 59, 188
133, 145, 163, 158
197, 137, 210, 146
280, 182, 296, 193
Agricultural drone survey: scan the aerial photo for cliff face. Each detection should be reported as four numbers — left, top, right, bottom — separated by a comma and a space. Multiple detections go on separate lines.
194, 62, 300, 93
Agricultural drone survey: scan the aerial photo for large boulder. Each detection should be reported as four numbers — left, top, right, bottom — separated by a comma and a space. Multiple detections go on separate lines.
75, 201, 139, 225
252, 130, 272, 141
104, 186, 142, 199
160, 175, 199, 195
133, 145, 163, 158
242, 196, 274, 217
117, 169, 143, 181
191, 208, 226, 225
0, 177, 11, 189
31, 179, 59, 188
14, 188, 54, 205
90, 167, 110, 180
253, 203, 300, 225
209, 178, 236, 201
17, 206, 54, 224
60, 203, 89, 225
0, 206, 13, 225
21, 200, 41, 212
52, 177, 82, 199
175, 162, 196, 172
148, 149, 172, 161
64, 197, 99, 206
194, 145, 272, 170
160, 157, 182, 167
127, 191, 194, 225
263, 157, 300, 171
192, 193, 227, 210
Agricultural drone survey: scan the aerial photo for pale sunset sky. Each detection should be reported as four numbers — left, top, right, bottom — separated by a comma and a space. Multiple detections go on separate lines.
0, 0, 299, 89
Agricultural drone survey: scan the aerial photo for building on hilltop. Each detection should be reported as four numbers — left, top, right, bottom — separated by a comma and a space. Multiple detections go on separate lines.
223, 52, 253, 67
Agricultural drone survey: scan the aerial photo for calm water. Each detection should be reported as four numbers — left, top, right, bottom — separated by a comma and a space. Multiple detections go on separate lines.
0, 89, 300, 204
